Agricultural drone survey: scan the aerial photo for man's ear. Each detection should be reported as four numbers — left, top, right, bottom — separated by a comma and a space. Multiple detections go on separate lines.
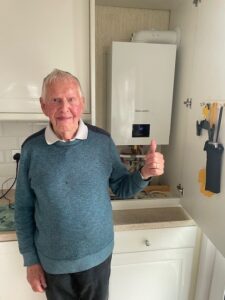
40, 97, 48, 117
82, 96, 85, 106
80, 96, 85, 113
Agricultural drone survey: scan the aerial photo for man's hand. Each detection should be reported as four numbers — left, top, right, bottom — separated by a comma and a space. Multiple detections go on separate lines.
27, 264, 47, 293
140, 139, 164, 179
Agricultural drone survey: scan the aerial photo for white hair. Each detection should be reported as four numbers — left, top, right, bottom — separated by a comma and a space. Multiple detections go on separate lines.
41, 69, 84, 101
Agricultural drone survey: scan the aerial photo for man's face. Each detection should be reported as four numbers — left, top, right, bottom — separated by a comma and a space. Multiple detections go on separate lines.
40, 79, 85, 140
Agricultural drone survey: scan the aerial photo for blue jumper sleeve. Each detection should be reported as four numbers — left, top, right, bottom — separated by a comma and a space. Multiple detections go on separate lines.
109, 138, 150, 198
15, 149, 40, 266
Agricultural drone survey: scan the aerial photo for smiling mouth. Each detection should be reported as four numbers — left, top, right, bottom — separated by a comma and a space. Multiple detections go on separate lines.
57, 117, 73, 121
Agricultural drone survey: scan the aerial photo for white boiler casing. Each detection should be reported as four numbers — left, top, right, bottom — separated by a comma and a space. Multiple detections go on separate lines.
107, 41, 176, 145
131, 30, 178, 45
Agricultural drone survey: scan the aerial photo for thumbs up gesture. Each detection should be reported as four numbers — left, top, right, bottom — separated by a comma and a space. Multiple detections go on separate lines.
140, 139, 165, 179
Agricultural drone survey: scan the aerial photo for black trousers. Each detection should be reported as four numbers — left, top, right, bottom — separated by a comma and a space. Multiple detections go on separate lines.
45, 255, 112, 300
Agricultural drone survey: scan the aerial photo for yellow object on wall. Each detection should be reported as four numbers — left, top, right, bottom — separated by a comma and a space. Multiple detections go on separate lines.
198, 168, 214, 197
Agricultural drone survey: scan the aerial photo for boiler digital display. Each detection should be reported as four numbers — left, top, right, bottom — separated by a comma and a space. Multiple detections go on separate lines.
132, 124, 150, 138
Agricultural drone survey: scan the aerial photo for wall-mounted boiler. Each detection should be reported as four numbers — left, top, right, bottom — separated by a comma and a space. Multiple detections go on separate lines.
107, 41, 176, 145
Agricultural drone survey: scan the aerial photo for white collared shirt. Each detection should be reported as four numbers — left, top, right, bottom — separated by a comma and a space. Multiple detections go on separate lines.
45, 119, 88, 145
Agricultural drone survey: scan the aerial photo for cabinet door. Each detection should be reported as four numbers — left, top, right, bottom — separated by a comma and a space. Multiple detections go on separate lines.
163, 0, 198, 195
209, 250, 225, 300
110, 248, 194, 300
0, 0, 90, 114
179, 0, 225, 257
0, 241, 46, 300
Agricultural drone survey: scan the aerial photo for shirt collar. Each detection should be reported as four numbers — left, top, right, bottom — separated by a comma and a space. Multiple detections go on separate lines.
45, 119, 88, 145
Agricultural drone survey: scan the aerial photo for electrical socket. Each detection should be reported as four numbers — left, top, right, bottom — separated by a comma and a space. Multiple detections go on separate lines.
12, 150, 21, 161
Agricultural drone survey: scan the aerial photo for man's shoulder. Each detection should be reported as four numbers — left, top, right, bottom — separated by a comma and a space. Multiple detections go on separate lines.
86, 123, 110, 138
22, 128, 46, 148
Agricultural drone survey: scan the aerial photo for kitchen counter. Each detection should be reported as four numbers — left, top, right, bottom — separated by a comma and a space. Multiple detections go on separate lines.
0, 197, 195, 242
0, 191, 16, 241
0, 231, 17, 242
113, 206, 195, 231
112, 197, 196, 231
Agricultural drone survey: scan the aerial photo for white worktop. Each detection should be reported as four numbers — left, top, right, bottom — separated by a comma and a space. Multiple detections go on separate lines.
0, 197, 195, 242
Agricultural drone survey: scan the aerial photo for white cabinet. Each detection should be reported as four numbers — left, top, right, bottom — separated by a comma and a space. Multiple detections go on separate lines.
0, 0, 91, 120
0, 225, 197, 300
0, 241, 45, 300
209, 250, 225, 300
110, 226, 197, 300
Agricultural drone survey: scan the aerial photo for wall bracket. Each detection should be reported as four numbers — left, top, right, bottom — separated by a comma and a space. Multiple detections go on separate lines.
193, 0, 201, 7
184, 98, 192, 109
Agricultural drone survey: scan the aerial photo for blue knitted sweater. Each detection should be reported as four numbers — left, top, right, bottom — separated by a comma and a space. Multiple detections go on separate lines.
15, 124, 149, 274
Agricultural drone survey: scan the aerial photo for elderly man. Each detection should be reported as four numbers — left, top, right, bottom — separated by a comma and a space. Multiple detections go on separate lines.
15, 69, 164, 300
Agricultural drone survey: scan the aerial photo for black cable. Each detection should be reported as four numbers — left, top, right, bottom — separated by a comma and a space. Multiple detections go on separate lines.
1, 177, 14, 201
0, 153, 20, 200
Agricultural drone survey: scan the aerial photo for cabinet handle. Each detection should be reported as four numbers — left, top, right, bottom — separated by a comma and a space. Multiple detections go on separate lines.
145, 239, 151, 247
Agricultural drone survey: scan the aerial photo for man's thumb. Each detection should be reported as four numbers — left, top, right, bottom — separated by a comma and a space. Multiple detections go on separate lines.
150, 139, 157, 153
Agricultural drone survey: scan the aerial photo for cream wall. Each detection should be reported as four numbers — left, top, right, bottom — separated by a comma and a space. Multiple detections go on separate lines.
95, 5, 170, 129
